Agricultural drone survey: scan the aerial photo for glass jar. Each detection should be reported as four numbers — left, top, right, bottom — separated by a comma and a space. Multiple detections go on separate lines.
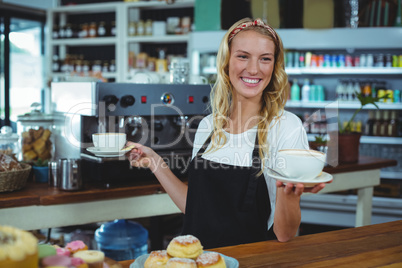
169, 58, 189, 84
0, 126, 20, 157
17, 103, 55, 163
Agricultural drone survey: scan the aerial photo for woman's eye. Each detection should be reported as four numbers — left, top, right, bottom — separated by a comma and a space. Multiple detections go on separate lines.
261, 57, 272, 62
237, 55, 247, 59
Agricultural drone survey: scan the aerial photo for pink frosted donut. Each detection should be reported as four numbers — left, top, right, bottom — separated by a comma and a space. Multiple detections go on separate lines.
65, 240, 88, 254
56, 247, 71, 256
41, 255, 72, 267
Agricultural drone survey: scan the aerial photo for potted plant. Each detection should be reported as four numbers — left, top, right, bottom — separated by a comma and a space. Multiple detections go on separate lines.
32, 158, 49, 183
330, 92, 385, 164
310, 135, 328, 153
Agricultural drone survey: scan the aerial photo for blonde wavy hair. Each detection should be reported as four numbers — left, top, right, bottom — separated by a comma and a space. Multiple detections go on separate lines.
206, 18, 289, 167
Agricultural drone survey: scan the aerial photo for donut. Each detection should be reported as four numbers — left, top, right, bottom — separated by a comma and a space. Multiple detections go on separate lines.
65, 240, 88, 254
166, 235, 203, 259
41, 255, 72, 267
0, 225, 38, 268
38, 244, 57, 259
144, 250, 170, 267
73, 250, 104, 268
196, 252, 226, 268
166, 257, 197, 268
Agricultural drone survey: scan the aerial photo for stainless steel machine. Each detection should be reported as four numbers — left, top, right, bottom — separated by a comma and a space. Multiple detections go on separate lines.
51, 82, 211, 183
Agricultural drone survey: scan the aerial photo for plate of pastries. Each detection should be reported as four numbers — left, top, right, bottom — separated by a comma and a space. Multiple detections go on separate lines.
130, 234, 239, 268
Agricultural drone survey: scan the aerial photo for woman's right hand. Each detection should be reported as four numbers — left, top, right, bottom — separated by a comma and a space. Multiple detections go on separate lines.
126, 142, 161, 172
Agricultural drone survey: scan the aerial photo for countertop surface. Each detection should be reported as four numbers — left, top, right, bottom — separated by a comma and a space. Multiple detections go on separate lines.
119, 220, 402, 268
0, 155, 396, 209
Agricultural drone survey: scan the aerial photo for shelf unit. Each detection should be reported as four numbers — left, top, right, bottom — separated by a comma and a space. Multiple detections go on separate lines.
46, 0, 195, 82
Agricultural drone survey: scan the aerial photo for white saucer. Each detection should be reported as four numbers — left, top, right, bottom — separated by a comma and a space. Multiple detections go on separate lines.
267, 170, 333, 187
86, 147, 126, 157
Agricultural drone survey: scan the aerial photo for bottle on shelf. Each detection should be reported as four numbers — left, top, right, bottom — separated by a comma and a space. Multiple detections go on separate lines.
156, 48, 167, 73
145, 19, 153, 36
137, 20, 145, 36
394, 89, 401, 103
335, 80, 346, 101
353, 81, 361, 100
346, 80, 355, 101
98, 21, 107, 37
372, 110, 383, 136
110, 21, 116, 36
80, 23, 89, 38
52, 24, 59, 39
65, 23, 74, 38
290, 79, 300, 101
362, 82, 372, 97
388, 110, 398, 137
301, 79, 310, 102
52, 55, 60, 73
88, 22, 97, 38
364, 110, 375, 136
128, 21, 136, 36
316, 85, 325, 101
385, 89, 394, 103
356, 120, 362, 133
380, 110, 390, 137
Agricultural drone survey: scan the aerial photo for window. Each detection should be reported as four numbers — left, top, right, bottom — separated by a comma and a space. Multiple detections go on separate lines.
0, 3, 45, 129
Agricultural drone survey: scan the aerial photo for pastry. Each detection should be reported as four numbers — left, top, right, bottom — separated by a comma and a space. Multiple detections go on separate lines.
0, 153, 22, 172
166, 235, 203, 259
38, 244, 57, 259
144, 250, 170, 267
166, 257, 197, 268
73, 250, 104, 268
71, 257, 89, 268
65, 240, 88, 254
41, 255, 72, 267
55, 247, 71, 256
196, 252, 226, 268
0, 225, 38, 268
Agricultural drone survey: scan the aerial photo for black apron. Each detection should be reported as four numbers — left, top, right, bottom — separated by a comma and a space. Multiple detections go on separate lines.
182, 133, 273, 249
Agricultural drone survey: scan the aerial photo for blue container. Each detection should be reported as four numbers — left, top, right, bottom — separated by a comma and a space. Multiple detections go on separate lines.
33, 166, 49, 183
95, 219, 148, 261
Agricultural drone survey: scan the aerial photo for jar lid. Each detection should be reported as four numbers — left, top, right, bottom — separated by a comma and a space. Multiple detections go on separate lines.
95, 220, 148, 248
17, 103, 54, 123
0, 126, 18, 142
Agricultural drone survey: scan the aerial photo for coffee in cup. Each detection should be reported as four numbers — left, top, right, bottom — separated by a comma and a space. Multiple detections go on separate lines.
92, 133, 126, 151
275, 149, 326, 180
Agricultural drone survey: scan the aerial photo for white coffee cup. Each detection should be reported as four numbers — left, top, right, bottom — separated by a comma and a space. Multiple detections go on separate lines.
92, 133, 126, 151
275, 149, 326, 180
189, 75, 208, 85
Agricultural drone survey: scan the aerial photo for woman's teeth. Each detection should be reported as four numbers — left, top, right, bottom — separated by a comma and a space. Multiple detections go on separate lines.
242, 78, 260, 84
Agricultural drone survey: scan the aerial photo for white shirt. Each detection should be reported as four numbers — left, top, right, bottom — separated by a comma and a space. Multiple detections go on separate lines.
191, 110, 309, 230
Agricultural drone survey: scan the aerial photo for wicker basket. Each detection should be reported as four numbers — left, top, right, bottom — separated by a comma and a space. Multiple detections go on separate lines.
0, 163, 32, 192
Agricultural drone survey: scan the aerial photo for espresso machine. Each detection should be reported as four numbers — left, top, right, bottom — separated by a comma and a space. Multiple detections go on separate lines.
51, 82, 211, 183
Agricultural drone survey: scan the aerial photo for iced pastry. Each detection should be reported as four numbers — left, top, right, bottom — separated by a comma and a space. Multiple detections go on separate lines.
73, 250, 104, 268
0, 225, 38, 268
65, 240, 88, 254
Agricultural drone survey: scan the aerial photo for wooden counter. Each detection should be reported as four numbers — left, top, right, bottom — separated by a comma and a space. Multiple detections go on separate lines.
0, 156, 396, 230
119, 220, 402, 268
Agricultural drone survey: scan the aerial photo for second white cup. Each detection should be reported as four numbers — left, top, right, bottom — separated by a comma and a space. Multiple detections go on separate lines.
92, 133, 126, 151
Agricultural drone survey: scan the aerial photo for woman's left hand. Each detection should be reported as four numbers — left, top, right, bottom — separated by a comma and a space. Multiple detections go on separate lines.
276, 180, 331, 194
